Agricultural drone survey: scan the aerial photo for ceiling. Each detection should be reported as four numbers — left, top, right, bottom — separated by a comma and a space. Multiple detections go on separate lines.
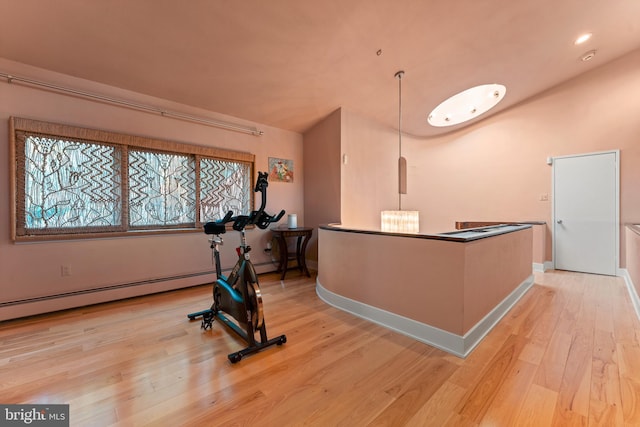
1, 0, 640, 137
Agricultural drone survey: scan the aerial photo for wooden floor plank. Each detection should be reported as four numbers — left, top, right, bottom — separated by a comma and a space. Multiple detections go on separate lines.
454, 333, 528, 422
618, 343, 640, 425
367, 356, 459, 426
514, 383, 558, 427
589, 328, 623, 425
478, 358, 538, 426
1, 270, 639, 426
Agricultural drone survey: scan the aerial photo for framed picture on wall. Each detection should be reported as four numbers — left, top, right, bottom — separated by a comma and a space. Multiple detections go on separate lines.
268, 157, 294, 183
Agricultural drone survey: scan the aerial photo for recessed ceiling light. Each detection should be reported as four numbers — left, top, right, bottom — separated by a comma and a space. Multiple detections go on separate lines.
427, 84, 506, 127
575, 33, 592, 45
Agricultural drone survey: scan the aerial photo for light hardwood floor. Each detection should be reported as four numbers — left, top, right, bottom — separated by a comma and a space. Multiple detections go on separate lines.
1, 270, 640, 426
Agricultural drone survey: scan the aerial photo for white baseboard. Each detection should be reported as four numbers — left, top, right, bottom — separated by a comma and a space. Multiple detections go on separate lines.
533, 262, 553, 273
619, 268, 640, 321
0, 272, 216, 322
315, 275, 534, 358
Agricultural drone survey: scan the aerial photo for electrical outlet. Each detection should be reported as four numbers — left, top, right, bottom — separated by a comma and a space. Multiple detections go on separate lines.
61, 265, 71, 277
539, 194, 549, 201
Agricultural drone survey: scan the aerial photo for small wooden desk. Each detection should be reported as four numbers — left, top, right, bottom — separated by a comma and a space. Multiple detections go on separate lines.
271, 226, 313, 280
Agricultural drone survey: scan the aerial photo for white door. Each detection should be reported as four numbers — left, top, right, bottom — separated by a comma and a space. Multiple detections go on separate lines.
553, 151, 618, 276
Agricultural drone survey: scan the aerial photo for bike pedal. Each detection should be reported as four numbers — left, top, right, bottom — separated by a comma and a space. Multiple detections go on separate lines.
201, 313, 214, 330
201, 320, 213, 330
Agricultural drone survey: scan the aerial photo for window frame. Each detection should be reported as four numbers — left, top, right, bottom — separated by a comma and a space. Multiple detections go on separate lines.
10, 117, 255, 242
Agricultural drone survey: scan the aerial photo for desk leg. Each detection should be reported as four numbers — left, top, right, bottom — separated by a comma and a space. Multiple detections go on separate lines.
297, 234, 311, 277
277, 235, 288, 280
295, 236, 303, 274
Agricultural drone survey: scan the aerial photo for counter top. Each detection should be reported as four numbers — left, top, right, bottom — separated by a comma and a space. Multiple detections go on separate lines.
627, 223, 640, 236
320, 223, 532, 243
456, 220, 545, 229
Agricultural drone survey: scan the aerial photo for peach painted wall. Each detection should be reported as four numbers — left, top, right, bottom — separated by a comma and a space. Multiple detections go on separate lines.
339, 48, 640, 266
462, 228, 532, 331
626, 226, 640, 298
302, 108, 342, 266
0, 58, 303, 319
303, 108, 397, 266
318, 226, 532, 335
340, 111, 399, 228
531, 224, 546, 265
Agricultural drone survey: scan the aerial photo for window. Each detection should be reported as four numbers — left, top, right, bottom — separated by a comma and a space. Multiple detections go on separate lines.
21, 134, 122, 233
128, 149, 196, 228
10, 117, 254, 241
199, 157, 251, 222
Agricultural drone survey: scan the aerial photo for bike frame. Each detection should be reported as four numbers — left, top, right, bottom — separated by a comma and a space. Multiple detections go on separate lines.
187, 171, 286, 363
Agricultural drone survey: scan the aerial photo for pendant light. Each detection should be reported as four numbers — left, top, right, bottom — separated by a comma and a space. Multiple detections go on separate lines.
381, 70, 419, 233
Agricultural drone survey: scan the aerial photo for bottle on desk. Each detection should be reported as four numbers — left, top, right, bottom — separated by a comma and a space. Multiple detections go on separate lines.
287, 214, 297, 229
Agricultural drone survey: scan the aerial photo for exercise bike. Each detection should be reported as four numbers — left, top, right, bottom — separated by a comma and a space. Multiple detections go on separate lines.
187, 171, 287, 363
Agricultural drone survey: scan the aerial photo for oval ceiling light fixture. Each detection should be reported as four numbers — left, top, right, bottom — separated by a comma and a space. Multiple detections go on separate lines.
428, 84, 506, 127
574, 33, 592, 45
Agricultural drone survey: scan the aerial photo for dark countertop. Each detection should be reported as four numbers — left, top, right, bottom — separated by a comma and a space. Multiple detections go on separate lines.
320, 223, 532, 243
626, 223, 640, 236
456, 220, 545, 229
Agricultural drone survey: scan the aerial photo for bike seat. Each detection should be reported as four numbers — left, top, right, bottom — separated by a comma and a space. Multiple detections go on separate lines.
204, 222, 227, 235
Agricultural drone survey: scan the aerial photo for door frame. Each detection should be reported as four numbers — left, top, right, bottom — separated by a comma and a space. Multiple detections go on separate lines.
551, 149, 620, 275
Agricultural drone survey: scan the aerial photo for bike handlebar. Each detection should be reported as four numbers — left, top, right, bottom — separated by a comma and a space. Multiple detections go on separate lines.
203, 171, 285, 235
